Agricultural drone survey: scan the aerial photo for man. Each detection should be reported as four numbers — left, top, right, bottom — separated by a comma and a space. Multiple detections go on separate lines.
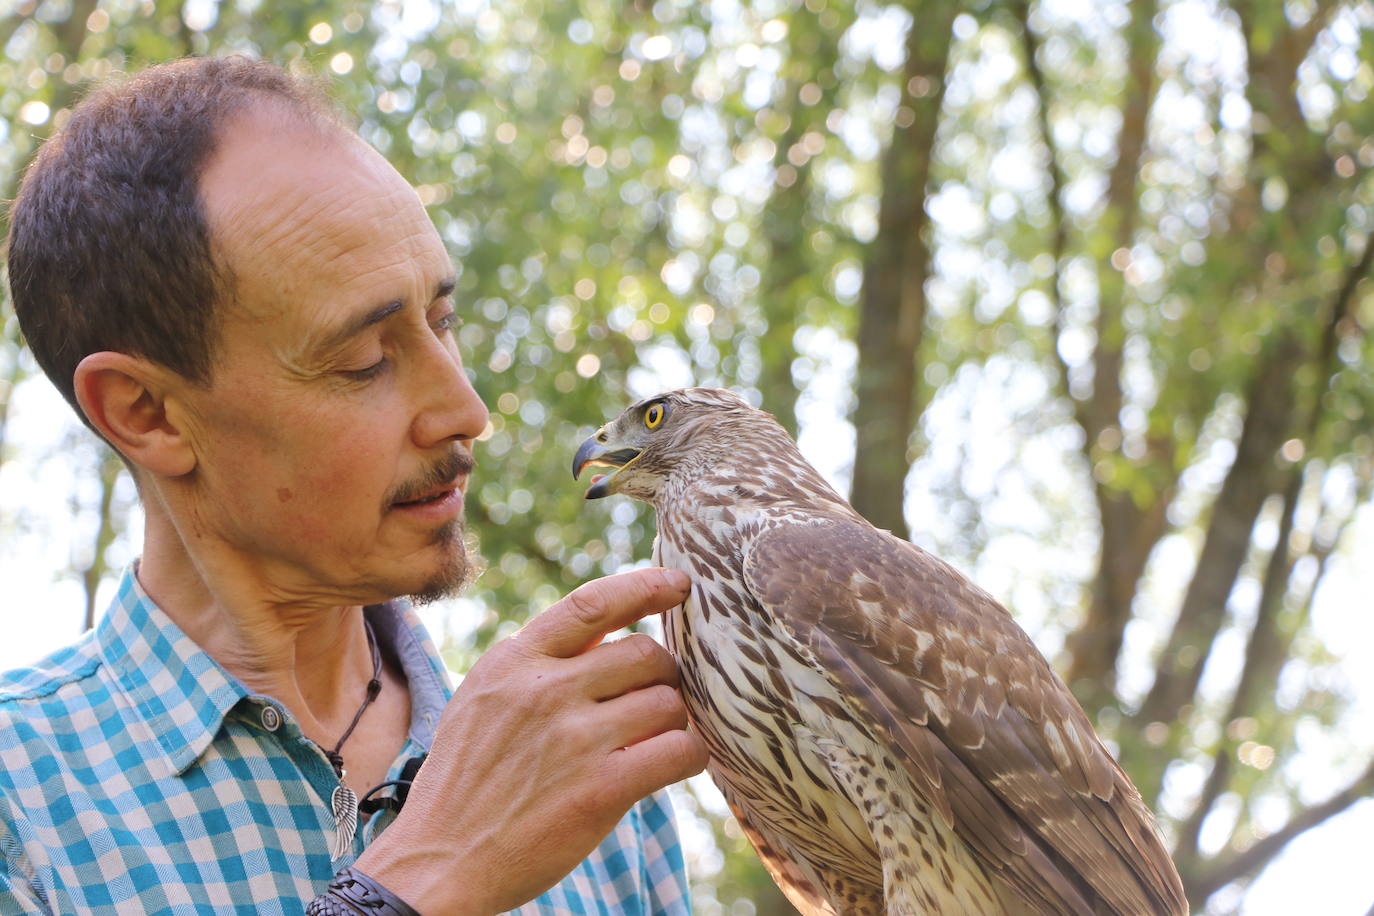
2, 56, 707, 914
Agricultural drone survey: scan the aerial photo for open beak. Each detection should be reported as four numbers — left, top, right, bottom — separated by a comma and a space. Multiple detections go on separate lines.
572, 433, 642, 500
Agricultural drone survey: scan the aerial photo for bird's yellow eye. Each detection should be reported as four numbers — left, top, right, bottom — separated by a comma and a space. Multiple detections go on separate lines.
644, 403, 665, 429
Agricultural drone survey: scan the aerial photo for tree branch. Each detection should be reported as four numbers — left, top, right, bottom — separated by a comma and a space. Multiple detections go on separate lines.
1127, 329, 1298, 804
1175, 228, 1374, 861
1233, 0, 1342, 201
1012, 0, 1073, 419
1318, 226, 1374, 365
1084, 0, 1157, 443
1171, 465, 1301, 872
1185, 757, 1374, 901
1024, 0, 1169, 711
1131, 218, 1374, 805
81, 450, 124, 632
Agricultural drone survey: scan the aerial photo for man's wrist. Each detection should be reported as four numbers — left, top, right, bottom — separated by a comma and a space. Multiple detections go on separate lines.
306, 866, 422, 916
353, 831, 493, 916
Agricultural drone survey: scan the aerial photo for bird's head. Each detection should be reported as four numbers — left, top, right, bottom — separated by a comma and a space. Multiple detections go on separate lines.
572, 387, 765, 502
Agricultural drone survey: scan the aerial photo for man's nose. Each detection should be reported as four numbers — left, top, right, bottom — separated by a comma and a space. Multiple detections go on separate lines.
411, 335, 489, 449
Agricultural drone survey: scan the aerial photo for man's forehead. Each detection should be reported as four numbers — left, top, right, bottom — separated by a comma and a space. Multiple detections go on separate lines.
200, 105, 450, 326
202, 116, 405, 261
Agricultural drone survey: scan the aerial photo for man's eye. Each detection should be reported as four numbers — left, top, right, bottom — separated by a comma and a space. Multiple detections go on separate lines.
433, 312, 461, 333
345, 358, 387, 381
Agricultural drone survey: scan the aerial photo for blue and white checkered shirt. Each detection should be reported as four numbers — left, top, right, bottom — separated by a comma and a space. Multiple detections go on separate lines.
0, 569, 691, 914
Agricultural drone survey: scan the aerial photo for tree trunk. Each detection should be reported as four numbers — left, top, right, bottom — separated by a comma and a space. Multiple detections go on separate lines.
849, 0, 959, 539
1058, 0, 1163, 712
81, 451, 124, 632
757, 10, 843, 436
1125, 330, 1301, 804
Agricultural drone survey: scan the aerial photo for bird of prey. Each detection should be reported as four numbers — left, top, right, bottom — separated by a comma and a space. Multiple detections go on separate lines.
573, 387, 1187, 916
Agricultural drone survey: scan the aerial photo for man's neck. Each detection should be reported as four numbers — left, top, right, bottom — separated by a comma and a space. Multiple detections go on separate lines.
135, 498, 414, 792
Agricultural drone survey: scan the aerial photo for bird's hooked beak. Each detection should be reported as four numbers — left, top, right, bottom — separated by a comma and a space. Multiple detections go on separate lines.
572, 431, 643, 500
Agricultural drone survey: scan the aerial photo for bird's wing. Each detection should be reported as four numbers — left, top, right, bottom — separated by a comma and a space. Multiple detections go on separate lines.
742, 516, 1187, 916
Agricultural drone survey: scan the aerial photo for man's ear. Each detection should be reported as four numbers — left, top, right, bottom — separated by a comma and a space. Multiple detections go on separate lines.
73, 352, 197, 478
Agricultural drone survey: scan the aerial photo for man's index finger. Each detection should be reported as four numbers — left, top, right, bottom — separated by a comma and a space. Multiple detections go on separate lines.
515, 568, 690, 658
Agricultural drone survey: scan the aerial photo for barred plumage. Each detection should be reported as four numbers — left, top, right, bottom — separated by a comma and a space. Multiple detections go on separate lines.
574, 387, 1187, 916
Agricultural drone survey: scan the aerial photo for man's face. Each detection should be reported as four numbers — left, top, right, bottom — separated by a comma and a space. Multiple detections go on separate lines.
182, 107, 489, 606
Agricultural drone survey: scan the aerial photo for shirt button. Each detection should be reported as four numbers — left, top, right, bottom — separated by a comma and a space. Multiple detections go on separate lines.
260, 705, 282, 732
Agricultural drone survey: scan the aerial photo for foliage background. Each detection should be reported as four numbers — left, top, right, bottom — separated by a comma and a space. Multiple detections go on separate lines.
2, 0, 1373, 913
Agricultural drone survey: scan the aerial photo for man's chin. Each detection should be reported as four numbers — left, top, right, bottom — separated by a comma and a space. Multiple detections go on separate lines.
406, 520, 481, 606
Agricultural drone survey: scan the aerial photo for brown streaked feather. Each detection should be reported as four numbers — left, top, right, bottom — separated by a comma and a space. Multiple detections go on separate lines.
743, 517, 1188, 916
723, 794, 844, 916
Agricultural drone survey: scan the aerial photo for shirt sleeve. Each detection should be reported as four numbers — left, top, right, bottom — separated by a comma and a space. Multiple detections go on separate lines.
0, 824, 51, 916
635, 789, 692, 916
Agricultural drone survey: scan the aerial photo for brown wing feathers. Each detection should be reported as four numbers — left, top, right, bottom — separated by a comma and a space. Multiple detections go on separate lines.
744, 517, 1187, 916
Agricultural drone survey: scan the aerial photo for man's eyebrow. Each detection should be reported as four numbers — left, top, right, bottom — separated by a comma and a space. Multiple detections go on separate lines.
316, 299, 405, 355
314, 277, 456, 355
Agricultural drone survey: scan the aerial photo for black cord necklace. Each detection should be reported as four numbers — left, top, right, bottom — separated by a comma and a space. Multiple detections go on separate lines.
328, 617, 382, 860
326, 618, 383, 779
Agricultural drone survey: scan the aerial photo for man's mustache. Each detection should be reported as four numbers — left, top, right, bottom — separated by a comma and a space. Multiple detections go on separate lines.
386, 449, 475, 507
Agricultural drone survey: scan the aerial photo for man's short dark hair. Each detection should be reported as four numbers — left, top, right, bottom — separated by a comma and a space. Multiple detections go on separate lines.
6, 55, 342, 423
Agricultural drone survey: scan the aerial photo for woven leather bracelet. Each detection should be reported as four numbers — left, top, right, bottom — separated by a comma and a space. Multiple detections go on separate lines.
305, 866, 422, 916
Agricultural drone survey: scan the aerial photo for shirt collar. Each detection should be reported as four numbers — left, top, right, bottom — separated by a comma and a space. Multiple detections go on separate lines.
96, 567, 456, 778
96, 568, 248, 777
364, 601, 452, 749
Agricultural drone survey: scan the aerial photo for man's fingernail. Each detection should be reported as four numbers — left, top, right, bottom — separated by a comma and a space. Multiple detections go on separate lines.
661, 569, 690, 591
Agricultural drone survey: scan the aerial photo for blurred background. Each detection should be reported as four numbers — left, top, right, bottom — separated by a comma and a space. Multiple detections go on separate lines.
2, 0, 1373, 913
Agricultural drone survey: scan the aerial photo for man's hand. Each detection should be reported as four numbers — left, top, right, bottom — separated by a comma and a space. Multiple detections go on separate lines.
355, 567, 708, 915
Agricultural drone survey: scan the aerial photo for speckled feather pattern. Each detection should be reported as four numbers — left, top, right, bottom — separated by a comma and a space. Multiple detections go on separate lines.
589, 388, 1187, 916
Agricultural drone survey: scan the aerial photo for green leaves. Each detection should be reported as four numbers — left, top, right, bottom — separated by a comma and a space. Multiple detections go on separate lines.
5, 1, 1374, 911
